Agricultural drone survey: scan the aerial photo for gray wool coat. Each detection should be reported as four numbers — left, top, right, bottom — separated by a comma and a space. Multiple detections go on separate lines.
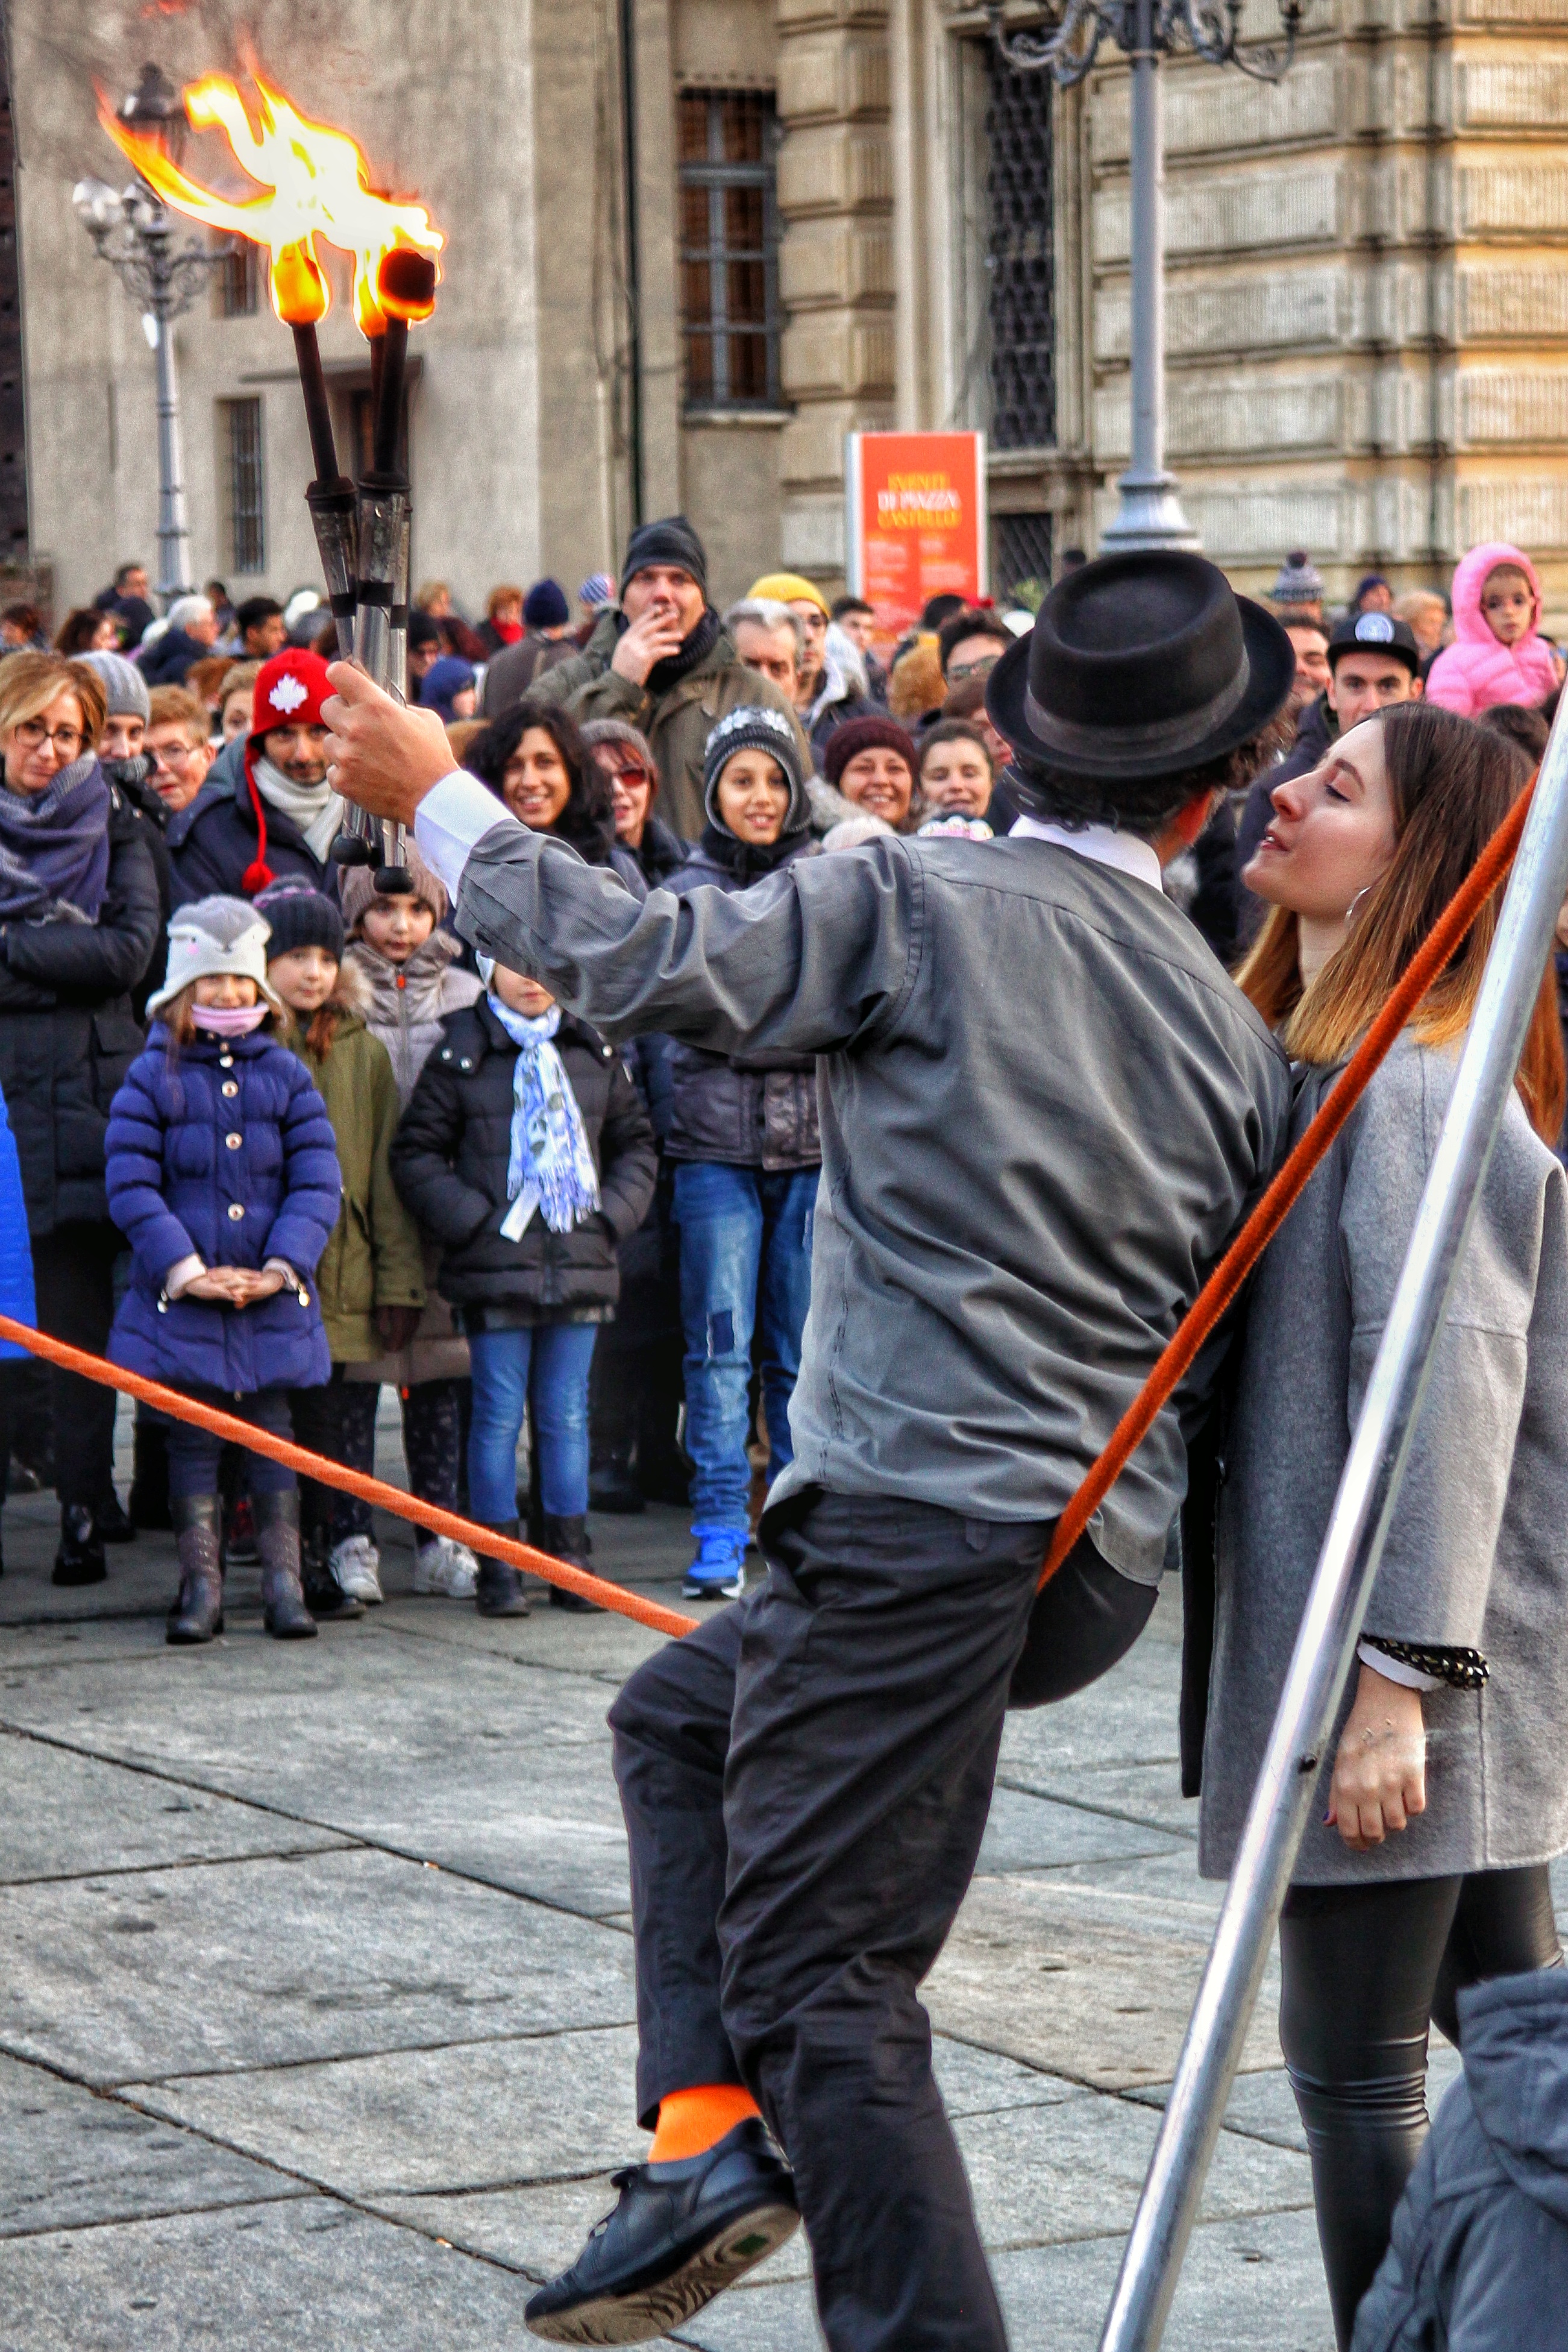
1199, 1036, 1568, 1885
451, 819, 1293, 1574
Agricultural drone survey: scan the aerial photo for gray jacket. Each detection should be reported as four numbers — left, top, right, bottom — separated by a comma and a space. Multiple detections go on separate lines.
1200, 1039, 1568, 1884
453, 822, 1291, 1569
1352, 1967, 1568, 2352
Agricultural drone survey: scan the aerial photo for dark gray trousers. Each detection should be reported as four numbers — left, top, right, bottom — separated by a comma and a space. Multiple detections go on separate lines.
608, 1488, 1156, 2352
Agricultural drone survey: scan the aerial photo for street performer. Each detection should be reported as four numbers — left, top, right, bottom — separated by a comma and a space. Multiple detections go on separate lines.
322, 550, 1296, 2352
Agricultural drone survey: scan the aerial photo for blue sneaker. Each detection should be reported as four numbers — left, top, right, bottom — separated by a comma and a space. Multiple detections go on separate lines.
682, 1526, 748, 1601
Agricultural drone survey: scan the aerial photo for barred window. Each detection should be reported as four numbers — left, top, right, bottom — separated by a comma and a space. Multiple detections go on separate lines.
221, 398, 265, 573
984, 47, 1055, 450
678, 90, 781, 411
217, 239, 259, 319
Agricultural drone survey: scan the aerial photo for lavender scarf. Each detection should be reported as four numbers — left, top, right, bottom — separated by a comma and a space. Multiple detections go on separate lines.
0, 754, 111, 925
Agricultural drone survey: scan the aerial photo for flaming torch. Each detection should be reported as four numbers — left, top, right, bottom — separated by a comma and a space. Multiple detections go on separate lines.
100, 66, 444, 893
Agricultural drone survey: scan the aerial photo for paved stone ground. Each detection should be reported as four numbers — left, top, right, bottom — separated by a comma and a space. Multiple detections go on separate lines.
0, 1394, 1498, 2351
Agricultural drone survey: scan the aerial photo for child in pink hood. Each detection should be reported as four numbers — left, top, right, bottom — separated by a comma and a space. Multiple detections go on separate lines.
1426, 541, 1561, 717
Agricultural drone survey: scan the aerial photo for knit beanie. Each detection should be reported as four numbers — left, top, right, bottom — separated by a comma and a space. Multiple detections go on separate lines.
248, 647, 333, 744
256, 881, 345, 963
701, 705, 809, 834
77, 649, 151, 724
145, 895, 283, 1018
747, 571, 831, 620
1269, 551, 1324, 606
339, 837, 450, 931
523, 577, 570, 629
578, 572, 615, 611
580, 716, 659, 797
821, 714, 918, 789
622, 514, 707, 596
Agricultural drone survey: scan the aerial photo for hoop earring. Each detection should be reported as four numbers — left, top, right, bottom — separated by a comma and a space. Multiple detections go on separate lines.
1346, 885, 1373, 926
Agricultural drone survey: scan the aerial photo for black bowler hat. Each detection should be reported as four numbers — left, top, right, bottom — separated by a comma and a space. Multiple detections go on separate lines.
986, 550, 1295, 784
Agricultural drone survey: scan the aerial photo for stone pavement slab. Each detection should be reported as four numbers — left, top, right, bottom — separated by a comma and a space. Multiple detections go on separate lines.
128, 2022, 646, 2198
0, 1729, 351, 1885
0, 1844, 634, 2086
0, 2193, 694, 2352
0, 2051, 305, 2240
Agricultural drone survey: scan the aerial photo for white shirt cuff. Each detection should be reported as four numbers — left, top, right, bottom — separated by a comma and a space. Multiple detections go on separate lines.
413, 767, 519, 904
1358, 1640, 1441, 1693
164, 1253, 205, 1299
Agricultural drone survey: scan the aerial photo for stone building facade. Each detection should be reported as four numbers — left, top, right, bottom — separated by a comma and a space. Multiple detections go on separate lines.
5, 0, 1567, 620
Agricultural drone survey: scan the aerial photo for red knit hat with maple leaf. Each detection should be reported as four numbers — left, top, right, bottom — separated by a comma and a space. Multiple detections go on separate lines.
241, 648, 336, 897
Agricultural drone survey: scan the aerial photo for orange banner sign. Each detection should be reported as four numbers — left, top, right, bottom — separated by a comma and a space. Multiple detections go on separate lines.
845, 431, 988, 647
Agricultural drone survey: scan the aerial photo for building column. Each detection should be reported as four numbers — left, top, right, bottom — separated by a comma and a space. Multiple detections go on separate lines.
775, 0, 896, 587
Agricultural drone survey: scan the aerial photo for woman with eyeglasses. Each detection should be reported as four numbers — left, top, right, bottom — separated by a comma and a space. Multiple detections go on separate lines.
0, 653, 160, 1586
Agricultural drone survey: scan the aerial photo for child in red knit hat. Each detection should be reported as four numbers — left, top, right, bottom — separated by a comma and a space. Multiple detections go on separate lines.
168, 648, 342, 903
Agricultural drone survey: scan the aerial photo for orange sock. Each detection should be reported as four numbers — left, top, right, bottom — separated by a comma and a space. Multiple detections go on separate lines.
648, 2084, 761, 2163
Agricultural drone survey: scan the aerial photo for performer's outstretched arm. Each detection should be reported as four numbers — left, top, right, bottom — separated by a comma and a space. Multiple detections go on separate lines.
322, 659, 921, 1057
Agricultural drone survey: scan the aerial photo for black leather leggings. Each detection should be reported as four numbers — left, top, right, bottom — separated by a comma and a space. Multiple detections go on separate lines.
1279, 1866, 1562, 2347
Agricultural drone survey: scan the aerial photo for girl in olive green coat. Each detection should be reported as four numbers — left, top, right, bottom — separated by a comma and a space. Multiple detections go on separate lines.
257, 887, 448, 1614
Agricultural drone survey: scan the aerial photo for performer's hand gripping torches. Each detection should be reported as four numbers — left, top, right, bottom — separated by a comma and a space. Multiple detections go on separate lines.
99, 66, 444, 890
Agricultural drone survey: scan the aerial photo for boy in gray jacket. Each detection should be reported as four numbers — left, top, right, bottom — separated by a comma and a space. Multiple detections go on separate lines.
322, 550, 1296, 2352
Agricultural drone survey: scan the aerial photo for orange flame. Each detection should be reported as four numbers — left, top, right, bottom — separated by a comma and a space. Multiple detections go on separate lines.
98, 66, 442, 333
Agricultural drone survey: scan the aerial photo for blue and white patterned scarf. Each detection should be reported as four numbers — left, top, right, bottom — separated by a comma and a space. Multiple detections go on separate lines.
485, 996, 601, 1239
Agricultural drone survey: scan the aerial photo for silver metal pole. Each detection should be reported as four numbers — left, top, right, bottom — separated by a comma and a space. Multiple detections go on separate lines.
1100, 0, 1197, 554
149, 241, 192, 599
1097, 715, 1568, 2352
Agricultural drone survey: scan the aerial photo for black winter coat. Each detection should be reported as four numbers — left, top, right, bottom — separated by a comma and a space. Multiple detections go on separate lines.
169, 737, 334, 905
107, 761, 175, 1016
138, 626, 211, 687
0, 781, 160, 1233
663, 837, 821, 1170
390, 999, 657, 1327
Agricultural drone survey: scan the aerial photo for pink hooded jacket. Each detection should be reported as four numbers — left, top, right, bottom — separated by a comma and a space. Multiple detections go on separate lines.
1425, 542, 1559, 717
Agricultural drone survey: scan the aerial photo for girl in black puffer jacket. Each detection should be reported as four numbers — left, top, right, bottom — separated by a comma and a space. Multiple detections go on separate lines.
390, 961, 656, 1618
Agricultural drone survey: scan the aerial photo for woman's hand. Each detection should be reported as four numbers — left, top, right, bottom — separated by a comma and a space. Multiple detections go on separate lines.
1326, 1662, 1426, 1852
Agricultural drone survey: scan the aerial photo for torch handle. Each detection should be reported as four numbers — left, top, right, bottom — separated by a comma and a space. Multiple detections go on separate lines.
373, 320, 408, 478
292, 324, 343, 489
353, 479, 417, 895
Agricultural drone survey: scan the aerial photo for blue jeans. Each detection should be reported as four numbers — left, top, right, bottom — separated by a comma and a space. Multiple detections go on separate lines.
672, 1161, 817, 1532
467, 1323, 600, 1524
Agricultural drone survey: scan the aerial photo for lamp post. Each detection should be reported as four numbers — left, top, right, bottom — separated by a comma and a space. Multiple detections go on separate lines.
73, 64, 233, 602
982, 0, 1306, 553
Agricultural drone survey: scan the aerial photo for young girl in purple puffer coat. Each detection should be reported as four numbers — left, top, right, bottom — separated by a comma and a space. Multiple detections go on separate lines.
104, 897, 340, 1647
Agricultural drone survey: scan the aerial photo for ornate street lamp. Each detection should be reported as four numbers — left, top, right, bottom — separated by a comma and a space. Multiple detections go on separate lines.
73, 64, 234, 600
983, 0, 1306, 552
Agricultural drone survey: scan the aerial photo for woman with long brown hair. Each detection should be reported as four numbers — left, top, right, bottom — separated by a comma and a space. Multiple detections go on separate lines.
1200, 699, 1568, 2346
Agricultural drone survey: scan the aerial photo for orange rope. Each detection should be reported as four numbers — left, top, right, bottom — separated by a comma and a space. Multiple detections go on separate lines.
0, 1313, 698, 1639
1036, 774, 1535, 1589
0, 781, 1533, 1635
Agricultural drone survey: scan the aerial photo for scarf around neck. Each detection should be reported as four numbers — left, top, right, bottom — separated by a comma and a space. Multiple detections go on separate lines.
485, 996, 601, 1239
699, 820, 804, 885
0, 753, 110, 925
644, 606, 723, 696
251, 753, 345, 864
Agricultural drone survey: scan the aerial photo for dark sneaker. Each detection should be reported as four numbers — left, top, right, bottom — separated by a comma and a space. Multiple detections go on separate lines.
52, 1505, 107, 1588
524, 2118, 798, 2344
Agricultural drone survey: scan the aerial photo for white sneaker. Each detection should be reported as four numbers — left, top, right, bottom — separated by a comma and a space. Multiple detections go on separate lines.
330, 1535, 383, 1605
413, 1535, 479, 1599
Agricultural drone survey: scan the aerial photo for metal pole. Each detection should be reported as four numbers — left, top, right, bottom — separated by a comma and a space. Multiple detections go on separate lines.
618, 0, 644, 529
1098, 715, 1568, 2352
146, 221, 192, 600
1099, 0, 1197, 553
